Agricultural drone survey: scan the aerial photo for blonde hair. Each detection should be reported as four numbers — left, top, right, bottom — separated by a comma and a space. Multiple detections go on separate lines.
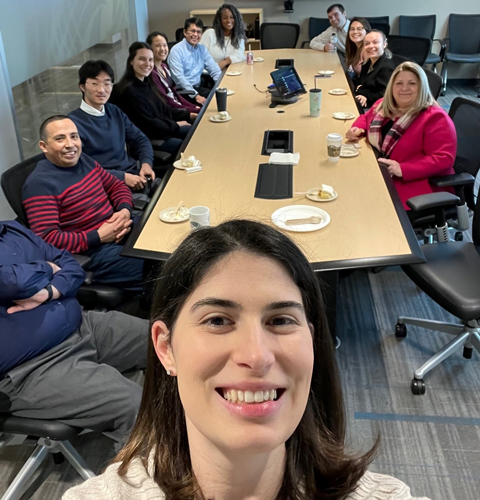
378, 61, 434, 119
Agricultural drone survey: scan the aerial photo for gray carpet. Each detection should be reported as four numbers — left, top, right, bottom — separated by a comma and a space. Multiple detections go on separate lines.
338, 268, 480, 500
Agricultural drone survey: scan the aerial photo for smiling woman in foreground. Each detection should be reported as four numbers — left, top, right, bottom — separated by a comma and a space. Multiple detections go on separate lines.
64, 220, 430, 500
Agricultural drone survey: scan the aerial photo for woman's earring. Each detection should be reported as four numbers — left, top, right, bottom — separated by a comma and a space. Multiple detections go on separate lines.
166, 369, 171, 376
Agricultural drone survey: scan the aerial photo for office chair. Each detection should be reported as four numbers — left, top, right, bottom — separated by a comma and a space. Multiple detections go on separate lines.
0, 414, 95, 500
387, 35, 431, 67
398, 15, 446, 71
301, 17, 330, 48
175, 27, 184, 42
260, 23, 300, 49
395, 185, 480, 395
440, 14, 480, 96
1, 155, 134, 310
424, 68, 443, 99
365, 17, 390, 36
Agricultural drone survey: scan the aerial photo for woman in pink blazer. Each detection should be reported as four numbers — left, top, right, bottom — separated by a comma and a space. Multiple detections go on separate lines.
346, 61, 456, 210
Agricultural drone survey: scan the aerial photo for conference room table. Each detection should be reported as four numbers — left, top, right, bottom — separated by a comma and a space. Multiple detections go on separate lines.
123, 48, 423, 273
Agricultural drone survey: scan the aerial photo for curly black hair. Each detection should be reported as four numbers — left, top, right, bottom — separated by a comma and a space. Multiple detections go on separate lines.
212, 4, 247, 50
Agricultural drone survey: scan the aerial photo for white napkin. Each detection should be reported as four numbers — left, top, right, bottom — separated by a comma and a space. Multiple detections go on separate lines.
268, 152, 300, 165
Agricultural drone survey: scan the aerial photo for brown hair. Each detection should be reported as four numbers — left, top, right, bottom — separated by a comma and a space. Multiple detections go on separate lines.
115, 220, 377, 499
345, 17, 371, 69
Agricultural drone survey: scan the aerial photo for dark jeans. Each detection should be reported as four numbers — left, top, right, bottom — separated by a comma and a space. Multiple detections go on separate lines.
159, 125, 191, 156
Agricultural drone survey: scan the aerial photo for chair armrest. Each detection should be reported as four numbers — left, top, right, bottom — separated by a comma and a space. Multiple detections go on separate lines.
133, 198, 148, 212
73, 254, 91, 269
429, 172, 475, 188
150, 139, 165, 151
406, 192, 459, 212
301, 40, 310, 48
83, 272, 94, 285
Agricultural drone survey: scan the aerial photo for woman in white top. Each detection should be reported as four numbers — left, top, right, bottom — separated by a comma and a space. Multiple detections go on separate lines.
64, 220, 431, 500
200, 3, 246, 69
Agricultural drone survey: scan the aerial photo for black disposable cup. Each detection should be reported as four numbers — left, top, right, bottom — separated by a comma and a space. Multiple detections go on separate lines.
216, 88, 227, 112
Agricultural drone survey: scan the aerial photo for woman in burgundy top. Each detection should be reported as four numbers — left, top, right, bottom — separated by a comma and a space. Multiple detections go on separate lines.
146, 31, 200, 114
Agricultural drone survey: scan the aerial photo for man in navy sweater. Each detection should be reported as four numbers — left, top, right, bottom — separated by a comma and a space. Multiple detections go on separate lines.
69, 60, 155, 192
22, 115, 144, 286
0, 221, 148, 450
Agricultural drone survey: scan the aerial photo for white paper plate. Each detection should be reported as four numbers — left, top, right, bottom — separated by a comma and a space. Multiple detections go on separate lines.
173, 159, 202, 170
340, 145, 359, 158
209, 114, 232, 123
328, 88, 348, 95
226, 71, 242, 76
159, 206, 189, 223
226, 89, 235, 95
333, 112, 355, 120
271, 205, 331, 232
318, 70, 334, 75
254, 57, 264, 62
306, 187, 338, 202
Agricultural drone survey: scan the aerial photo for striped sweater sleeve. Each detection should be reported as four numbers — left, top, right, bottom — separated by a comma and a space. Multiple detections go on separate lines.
23, 194, 99, 254
95, 163, 133, 212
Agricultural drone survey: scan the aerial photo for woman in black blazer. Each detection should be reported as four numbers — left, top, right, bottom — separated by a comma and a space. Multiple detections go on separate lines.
353, 30, 396, 108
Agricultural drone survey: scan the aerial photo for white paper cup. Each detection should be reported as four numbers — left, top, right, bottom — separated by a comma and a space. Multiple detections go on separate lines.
189, 206, 210, 229
326, 133, 342, 162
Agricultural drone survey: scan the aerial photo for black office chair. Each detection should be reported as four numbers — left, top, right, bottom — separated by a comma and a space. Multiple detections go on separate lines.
0, 413, 95, 499
260, 23, 300, 49
440, 14, 480, 95
424, 67, 443, 99
398, 15, 446, 71
387, 35, 431, 67
395, 185, 480, 395
365, 17, 390, 36
175, 27, 184, 42
301, 17, 330, 48
1, 155, 134, 310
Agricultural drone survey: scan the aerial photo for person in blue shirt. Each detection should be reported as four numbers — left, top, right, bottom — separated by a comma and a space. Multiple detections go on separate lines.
168, 17, 222, 105
0, 221, 148, 450
69, 60, 155, 192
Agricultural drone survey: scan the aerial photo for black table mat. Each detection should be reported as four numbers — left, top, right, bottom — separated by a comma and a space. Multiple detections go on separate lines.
254, 163, 293, 199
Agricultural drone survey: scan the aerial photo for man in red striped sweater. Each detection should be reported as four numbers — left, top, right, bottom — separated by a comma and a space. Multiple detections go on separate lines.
22, 115, 144, 286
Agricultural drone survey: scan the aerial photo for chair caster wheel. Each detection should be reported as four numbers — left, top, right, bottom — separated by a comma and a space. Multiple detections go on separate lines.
395, 323, 407, 338
411, 378, 426, 395
463, 346, 473, 359
52, 452, 65, 464
454, 232, 463, 241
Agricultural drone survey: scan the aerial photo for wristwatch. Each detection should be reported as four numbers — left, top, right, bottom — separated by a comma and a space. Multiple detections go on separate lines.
44, 284, 54, 303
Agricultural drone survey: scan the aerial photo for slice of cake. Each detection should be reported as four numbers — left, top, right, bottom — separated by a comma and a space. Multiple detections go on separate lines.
318, 184, 334, 199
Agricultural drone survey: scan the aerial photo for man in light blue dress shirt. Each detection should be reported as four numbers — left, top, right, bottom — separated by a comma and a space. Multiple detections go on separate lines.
168, 17, 222, 105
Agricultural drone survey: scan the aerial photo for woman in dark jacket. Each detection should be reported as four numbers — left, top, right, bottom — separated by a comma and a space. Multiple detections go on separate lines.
113, 42, 197, 156
353, 30, 395, 108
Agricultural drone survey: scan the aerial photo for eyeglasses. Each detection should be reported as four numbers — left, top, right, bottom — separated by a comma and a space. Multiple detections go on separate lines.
186, 29, 203, 35
349, 27, 366, 32
86, 81, 113, 90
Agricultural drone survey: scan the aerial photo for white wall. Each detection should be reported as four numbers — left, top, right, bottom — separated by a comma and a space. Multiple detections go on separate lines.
147, 0, 480, 78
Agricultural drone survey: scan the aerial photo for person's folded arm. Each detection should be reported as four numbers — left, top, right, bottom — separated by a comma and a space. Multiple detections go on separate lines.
95, 163, 133, 213
400, 112, 457, 182
23, 195, 99, 253
0, 261, 53, 301
168, 49, 196, 94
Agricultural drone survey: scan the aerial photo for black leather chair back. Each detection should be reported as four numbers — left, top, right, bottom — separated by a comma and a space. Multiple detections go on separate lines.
260, 23, 300, 49
388, 35, 431, 66
399, 15, 436, 41
1, 153, 44, 226
175, 27, 185, 42
449, 98, 480, 180
424, 68, 442, 99
365, 17, 390, 36
308, 17, 330, 40
448, 14, 480, 54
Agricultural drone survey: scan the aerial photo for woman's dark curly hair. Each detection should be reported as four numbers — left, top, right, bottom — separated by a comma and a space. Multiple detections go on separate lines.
212, 4, 247, 49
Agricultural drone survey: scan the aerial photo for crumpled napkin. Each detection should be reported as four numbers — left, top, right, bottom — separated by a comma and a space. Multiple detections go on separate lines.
268, 152, 300, 165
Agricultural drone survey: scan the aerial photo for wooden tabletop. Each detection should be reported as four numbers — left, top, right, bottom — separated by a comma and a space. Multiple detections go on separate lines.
124, 49, 423, 270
